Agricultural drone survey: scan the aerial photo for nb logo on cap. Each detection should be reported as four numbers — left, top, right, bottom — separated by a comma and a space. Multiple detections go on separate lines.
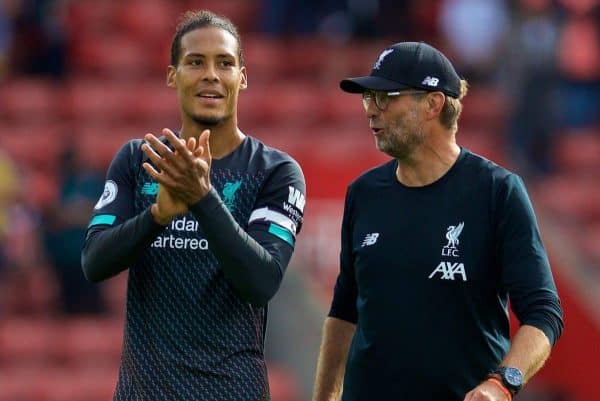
422, 76, 439, 87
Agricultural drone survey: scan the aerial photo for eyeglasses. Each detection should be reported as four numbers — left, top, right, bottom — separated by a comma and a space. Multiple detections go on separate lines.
362, 90, 428, 111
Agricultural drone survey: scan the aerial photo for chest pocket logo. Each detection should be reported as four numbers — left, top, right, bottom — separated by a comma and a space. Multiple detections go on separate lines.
361, 233, 379, 247
141, 182, 158, 196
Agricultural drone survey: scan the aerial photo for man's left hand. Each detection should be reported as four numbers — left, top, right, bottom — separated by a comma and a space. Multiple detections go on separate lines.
463, 380, 510, 401
141, 128, 212, 205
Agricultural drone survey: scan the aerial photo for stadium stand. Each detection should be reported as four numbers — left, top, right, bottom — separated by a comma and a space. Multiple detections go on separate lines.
0, 1, 598, 400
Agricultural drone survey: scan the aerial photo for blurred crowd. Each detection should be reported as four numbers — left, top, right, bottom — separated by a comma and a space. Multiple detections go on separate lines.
0, 1, 598, 400
1, 0, 597, 313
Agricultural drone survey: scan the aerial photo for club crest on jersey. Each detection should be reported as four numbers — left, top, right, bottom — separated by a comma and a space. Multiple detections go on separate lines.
222, 180, 243, 212
430, 222, 467, 281
442, 221, 464, 257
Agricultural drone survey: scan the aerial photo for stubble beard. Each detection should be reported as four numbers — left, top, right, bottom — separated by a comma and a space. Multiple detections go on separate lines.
191, 114, 225, 127
376, 107, 424, 160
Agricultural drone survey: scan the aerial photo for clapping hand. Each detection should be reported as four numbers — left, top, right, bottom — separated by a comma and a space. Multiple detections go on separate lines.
141, 128, 212, 224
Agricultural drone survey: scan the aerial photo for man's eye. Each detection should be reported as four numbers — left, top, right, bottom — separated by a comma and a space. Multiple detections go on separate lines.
190, 60, 201, 66
221, 60, 234, 67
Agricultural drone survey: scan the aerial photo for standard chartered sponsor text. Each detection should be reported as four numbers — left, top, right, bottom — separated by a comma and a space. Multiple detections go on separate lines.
151, 216, 209, 250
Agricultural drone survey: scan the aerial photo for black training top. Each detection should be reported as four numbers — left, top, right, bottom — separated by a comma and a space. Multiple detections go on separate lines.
82, 135, 305, 401
329, 148, 563, 401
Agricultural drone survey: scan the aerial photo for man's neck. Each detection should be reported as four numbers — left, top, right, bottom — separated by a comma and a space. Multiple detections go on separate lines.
180, 120, 246, 159
395, 133, 460, 187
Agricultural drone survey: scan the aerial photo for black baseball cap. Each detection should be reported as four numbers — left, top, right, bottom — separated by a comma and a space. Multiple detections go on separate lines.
340, 42, 461, 98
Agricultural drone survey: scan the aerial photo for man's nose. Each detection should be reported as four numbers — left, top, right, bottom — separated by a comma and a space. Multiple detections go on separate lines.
202, 63, 219, 81
364, 100, 379, 119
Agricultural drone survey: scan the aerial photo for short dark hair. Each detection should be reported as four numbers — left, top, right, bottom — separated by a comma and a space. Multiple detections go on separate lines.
170, 10, 244, 67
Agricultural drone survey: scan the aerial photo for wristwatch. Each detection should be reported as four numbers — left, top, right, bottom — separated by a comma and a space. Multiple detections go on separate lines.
489, 367, 523, 396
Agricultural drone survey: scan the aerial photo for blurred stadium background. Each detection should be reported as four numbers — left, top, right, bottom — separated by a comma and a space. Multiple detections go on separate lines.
0, 0, 599, 400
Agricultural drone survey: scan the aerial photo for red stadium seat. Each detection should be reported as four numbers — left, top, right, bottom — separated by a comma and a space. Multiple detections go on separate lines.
460, 86, 509, 130
536, 174, 600, 222
552, 128, 600, 173
66, 1, 120, 36
322, 86, 366, 125
75, 125, 143, 170
0, 263, 60, 317
579, 222, 600, 265
460, 129, 507, 166
341, 40, 391, 76
0, 80, 62, 124
0, 125, 65, 170
0, 366, 41, 401
66, 80, 180, 124
240, 81, 326, 127
0, 319, 61, 366
34, 366, 117, 401
127, 83, 180, 125
185, 0, 261, 33
60, 318, 123, 367
116, 0, 177, 41
69, 34, 151, 79
242, 35, 284, 83
65, 80, 136, 123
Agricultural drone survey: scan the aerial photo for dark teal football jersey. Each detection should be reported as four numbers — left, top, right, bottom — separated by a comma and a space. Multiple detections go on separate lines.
89, 136, 305, 401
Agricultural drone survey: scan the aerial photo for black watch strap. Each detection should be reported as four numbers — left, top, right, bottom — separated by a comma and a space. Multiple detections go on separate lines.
490, 367, 523, 396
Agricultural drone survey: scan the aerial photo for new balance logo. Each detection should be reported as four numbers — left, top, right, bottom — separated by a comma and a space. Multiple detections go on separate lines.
287, 186, 306, 212
361, 233, 379, 247
141, 182, 158, 196
422, 76, 439, 87
428, 262, 467, 281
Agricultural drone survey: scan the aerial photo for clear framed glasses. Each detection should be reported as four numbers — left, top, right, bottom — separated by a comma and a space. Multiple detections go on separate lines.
362, 90, 428, 111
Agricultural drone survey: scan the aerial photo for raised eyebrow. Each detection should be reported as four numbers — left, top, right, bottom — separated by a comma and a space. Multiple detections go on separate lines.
184, 53, 235, 59
216, 54, 236, 61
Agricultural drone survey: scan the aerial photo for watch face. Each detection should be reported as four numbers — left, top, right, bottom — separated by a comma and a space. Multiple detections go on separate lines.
504, 368, 523, 387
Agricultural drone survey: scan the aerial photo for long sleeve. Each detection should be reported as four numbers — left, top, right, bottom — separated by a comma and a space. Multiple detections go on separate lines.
497, 173, 564, 345
82, 208, 165, 282
189, 189, 293, 306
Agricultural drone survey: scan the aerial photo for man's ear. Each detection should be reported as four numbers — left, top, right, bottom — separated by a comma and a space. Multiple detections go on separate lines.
427, 92, 445, 119
239, 66, 248, 90
167, 65, 177, 89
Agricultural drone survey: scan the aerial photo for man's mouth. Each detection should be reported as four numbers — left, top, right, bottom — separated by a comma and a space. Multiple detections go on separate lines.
196, 90, 224, 99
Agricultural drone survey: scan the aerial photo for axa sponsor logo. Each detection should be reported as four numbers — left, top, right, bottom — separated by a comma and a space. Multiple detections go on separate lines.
430, 221, 467, 281
428, 262, 467, 281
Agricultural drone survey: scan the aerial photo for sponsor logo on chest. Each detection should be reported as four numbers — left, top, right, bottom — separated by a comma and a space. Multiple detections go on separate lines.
429, 221, 468, 281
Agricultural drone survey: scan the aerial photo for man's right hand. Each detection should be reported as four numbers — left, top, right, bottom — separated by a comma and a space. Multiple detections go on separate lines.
151, 184, 188, 226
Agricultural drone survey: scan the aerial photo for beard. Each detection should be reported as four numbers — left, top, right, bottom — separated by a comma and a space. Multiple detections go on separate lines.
375, 107, 424, 159
191, 114, 225, 126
